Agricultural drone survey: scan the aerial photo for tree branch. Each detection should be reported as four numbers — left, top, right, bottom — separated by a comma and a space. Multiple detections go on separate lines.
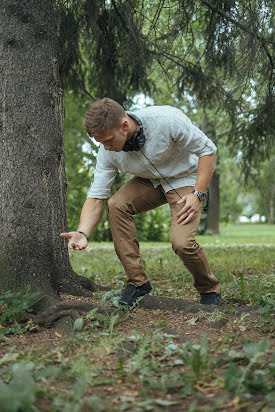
81, 80, 97, 102
200, 0, 274, 72
110, 0, 130, 33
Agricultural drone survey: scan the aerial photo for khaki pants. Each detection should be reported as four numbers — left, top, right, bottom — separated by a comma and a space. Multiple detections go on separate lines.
108, 177, 220, 294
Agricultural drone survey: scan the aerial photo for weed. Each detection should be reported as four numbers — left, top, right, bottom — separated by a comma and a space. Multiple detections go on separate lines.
0, 362, 37, 412
256, 302, 275, 333
1, 233, 274, 411
100, 282, 123, 308
198, 308, 228, 324
223, 338, 270, 396
181, 334, 210, 382
0, 290, 39, 338
52, 376, 106, 411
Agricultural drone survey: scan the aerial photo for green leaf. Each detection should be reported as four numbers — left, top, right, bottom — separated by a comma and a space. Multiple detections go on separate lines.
187, 317, 198, 326
35, 366, 60, 381
0, 352, 19, 365
223, 362, 241, 394
0, 380, 21, 412
74, 318, 84, 331
0, 362, 37, 411
243, 338, 269, 360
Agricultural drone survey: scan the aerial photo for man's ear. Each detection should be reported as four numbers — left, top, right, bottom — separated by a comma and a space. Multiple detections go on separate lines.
121, 119, 129, 131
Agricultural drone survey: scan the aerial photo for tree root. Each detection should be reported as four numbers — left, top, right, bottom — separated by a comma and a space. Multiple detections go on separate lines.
32, 294, 262, 335
58, 270, 111, 296
34, 300, 114, 329
34, 301, 95, 327
138, 295, 262, 316
58, 272, 97, 296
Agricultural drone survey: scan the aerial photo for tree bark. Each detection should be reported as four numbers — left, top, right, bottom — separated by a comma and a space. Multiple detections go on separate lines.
201, 114, 220, 233
0, 0, 96, 313
206, 169, 220, 233
268, 184, 275, 225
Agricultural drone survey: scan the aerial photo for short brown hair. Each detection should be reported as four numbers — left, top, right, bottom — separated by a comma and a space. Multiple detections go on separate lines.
84, 98, 126, 138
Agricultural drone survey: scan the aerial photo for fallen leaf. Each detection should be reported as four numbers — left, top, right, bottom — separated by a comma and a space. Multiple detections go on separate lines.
122, 390, 139, 397
194, 385, 221, 393
55, 332, 63, 338
155, 399, 181, 406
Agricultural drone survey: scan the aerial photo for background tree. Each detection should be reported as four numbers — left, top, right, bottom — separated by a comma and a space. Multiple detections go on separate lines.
62, 0, 274, 238
247, 146, 275, 224
141, 0, 274, 231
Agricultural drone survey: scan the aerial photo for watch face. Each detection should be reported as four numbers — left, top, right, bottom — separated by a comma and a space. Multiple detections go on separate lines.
192, 190, 206, 201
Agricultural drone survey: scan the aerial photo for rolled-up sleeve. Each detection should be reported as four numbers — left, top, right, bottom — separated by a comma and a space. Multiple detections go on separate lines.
172, 114, 217, 157
87, 146, 118, 199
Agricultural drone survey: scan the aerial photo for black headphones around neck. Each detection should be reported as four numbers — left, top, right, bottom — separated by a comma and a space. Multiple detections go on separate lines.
122, 113, 146, 152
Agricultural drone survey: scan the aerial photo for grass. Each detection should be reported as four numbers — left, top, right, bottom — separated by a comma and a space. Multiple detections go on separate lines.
87, 223, 275, 247
70, 244, 275, 305
196, 223, 275, 245
0, 224, 274, 411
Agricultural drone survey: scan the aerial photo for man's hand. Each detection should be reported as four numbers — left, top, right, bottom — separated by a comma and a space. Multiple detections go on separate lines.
176, 194, 201, 225
60, 231, 88, 250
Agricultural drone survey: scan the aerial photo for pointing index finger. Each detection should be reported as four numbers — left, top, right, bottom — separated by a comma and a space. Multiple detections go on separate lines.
60, 232, 72, 238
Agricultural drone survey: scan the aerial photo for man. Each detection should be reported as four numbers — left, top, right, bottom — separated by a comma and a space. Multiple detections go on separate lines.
60, 98, 221, 307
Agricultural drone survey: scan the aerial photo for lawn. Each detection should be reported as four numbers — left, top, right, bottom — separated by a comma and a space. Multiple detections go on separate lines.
197, 223, 275, 245
0, 224, 274, 411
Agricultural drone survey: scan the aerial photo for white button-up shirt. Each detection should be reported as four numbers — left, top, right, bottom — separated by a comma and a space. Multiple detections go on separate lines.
87, 105, 217, 199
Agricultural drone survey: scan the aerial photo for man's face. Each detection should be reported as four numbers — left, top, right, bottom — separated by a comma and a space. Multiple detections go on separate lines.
94, 124, 128, 152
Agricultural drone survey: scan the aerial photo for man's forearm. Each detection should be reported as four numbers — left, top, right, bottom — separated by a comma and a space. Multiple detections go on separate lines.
77, 198, 105, 238
194, 153, 216, 192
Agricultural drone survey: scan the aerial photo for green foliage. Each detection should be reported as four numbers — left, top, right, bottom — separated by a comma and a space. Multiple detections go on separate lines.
1, 233, 273, 410
64, 93, 95, 231
52, 377, 106, 412
70, 233, 275, 306
73, 317, 84, 332
147, 0, 274, 173
134, 204, 171, 241
0, 290, 38, 338
100, 285, 123, 308
223, 339, 270, 396
61, 0, 274, 241
256, 304, 275, 333
180, 335, 210, 382
247, 146, 275, 223
219, 148, 243, 223
58, 0, 151, 102
0, 362, 37, 412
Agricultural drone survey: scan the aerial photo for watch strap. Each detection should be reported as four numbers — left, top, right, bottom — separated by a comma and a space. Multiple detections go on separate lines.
77, 231, 89, 240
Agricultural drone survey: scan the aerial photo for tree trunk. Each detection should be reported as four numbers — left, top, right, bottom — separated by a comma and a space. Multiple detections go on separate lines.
201, 114, 220, 234
0, 0, 96, 313
206, 170, 220, 233
268, 184, 275, 225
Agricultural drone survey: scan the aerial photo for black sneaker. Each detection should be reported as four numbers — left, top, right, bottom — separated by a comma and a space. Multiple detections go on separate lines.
200, 292, 222, 305
119, 281, 152, 307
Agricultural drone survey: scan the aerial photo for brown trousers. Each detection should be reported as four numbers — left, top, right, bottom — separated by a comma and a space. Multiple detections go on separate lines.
108, 177, 220, 294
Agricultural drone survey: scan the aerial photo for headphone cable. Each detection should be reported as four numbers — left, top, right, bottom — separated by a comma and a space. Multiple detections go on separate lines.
140, 149, 209, 211
140, 149, 182, 199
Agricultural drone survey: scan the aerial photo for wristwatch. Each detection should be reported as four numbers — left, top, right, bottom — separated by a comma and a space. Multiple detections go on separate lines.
192, 190, 207, 202
77, 231, 89, 240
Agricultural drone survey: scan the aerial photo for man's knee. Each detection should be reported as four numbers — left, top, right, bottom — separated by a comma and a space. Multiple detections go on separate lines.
171, 236, 198, 256
107, 193, 131, 214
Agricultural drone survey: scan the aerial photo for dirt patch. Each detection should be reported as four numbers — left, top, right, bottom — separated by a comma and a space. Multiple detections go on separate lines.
0, 293, 273, 412
1, 293, 271, 356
